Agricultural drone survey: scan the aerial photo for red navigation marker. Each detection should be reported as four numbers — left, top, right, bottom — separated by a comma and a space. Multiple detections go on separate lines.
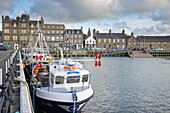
36, 55, 38, 61
40, 55, 42, 61
95, 61, 98, 67
95, 53, 98, 59
98, 53, 101, 59
98, 60, 101, 67
40, 62, 42, 68
36, 63, 39, 68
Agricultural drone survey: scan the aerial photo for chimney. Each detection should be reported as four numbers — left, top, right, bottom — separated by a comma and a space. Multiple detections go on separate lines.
28, 13, 30, 20
109, 29, 111, 35
2, 15, 4, 21
131, 32, 134, 36
41, 16, 44, 24
93, 29, 96, 38
81, 26, 83, 32
122, 29, 125, 34
97, 30, 99, 33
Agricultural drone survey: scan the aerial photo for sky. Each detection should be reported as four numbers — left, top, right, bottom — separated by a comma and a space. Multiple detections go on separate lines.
0, 0, 170, 36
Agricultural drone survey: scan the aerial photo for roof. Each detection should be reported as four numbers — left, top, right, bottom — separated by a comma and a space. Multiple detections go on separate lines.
96, 33, 128, 39
137, 36, 170, 42
65, 29, 83, 34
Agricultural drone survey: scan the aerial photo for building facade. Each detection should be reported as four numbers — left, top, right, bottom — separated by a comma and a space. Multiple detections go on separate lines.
137, 36, 170, 50
64, 27, 83, 49
94, 29, 129, 49
2, 14, 65, 49
84, 36, 96, 49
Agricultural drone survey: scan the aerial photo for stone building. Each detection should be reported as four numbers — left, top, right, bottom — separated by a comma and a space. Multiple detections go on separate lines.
2, 14, 65, 49
64, 27, 83, 49
0, 31, 2, 43
127, 32, 139, 49
94, 29, 129, 49
137, 36, 170, 50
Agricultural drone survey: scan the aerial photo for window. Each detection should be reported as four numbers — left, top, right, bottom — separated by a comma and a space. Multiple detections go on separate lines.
79, 40, 81, 43
22, 30, 26, 34
134, 42, 136, 45
79, 35, 81, 38
75, 35, 77, 38
5, 24, 9, 27
14, 23, 16, 27
14, 30, 17, 34
5, 36, 10, 40
67, 76, 80, 83
22, 24, 26, 28
5, 29, 9, 33
8, 43, 10, 48
104, 39, 106, 43
52, 31, 55, 34
117, 39, 119, 43
47, 37, 50, 41
129, 42, 130, 45
109, 39, 111, 43
117, 45, 119, 48
57, 31, 59, 34
61, 37, 63, 41
43, 26, 45, 29
56, 37, 59, 41
82, 75, 88, 82
56, 26, 59, 29
25, 36, 27, 41
123, 39, 125, 43
122, 45, 125, 49
75, 40, 77, 43
61, 31, 64, 34
87, 41, 88, 44
22, 19, 25, 22
31, 30, 34, 34
55, 76, 64, 84
52, 26, 55, 29
31, 24, 33, 28
61, 26, 63, 29
93, 41, 95, 44
98, 39, 100, 43
77, 31, 79, 34
48, 31, 50, 34
113, 39, 115, 43
43, 31, 46, 34
13, 36, 17, 40
48, 26, 50, 29
52, 37, 55, 41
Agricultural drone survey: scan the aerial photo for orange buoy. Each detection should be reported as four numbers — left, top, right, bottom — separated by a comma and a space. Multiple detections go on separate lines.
52, 57, 55, 60
23, 64, 25, 68
64, 65, 76, 71
34, 66, 39, 74
37, 72, 43, 81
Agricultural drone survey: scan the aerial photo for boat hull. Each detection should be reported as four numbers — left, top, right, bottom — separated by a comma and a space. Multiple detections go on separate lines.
35, 94, 92, 113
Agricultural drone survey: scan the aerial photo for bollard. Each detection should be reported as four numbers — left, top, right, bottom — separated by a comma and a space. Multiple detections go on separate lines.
6, 61, 8, 74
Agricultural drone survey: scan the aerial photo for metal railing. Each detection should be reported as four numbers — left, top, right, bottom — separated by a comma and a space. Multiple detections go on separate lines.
0, 50, 19, 113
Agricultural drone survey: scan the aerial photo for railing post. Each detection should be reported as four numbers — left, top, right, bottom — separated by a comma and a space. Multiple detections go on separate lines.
6, 61, 7, 74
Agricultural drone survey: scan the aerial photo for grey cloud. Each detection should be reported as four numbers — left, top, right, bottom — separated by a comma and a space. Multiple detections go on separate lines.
0, 0, 16, 14
134, 26, 156, 35
114, 21, 129, 29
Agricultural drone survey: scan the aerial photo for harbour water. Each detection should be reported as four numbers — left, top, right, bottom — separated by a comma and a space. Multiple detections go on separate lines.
79, 57, 170, 113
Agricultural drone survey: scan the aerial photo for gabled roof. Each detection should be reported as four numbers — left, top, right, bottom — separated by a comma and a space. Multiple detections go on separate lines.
96, 33, 128, 39
137, 36, 170, 42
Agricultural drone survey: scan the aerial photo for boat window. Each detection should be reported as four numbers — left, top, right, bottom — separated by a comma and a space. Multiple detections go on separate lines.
51, 74, 54, 84
82, 75, 88, 82
33, 56, 35, 58
56, 76, 64, 84
67, 76, 80, 83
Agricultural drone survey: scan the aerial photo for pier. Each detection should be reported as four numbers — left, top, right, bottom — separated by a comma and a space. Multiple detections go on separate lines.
0, 50, 33, 113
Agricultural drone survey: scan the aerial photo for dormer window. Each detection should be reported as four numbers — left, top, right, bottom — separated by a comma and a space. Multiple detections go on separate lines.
23, 19, 25, 22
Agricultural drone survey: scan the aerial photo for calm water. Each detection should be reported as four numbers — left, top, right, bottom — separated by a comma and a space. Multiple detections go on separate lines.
79, 57, 170, 113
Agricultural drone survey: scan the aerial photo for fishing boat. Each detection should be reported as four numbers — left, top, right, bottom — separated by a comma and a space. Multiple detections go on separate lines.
30, 47, 94, 113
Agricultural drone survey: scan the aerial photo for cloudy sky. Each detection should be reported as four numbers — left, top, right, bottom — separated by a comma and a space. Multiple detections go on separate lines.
0, 0, 170, 36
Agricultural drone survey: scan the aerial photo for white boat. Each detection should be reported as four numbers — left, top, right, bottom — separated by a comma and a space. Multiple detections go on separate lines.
30, 49, 94, 112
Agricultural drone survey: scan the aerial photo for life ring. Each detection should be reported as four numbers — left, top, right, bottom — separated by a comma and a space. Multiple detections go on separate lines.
64, 65, 76, 71
37, 72, 43, 81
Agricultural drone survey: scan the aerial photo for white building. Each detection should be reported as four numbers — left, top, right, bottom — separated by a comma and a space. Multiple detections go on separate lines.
85, 36, 96, 49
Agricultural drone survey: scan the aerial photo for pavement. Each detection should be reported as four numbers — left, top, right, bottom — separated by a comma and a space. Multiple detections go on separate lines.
0, 49, 15, 83
132, 51, 154, 58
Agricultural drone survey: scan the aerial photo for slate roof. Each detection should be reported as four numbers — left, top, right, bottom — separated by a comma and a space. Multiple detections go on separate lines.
65, 29, 83, 34
96, 33, 128, 39
137, 36, 170, 42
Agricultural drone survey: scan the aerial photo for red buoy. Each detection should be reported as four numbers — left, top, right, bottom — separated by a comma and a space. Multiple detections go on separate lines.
36, 55, 38, 61
95, 53, 97, 59
40, 62, 42, 68
95, 61, 98, 67
99, 60, 101, 67
99, 53, 101, 59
